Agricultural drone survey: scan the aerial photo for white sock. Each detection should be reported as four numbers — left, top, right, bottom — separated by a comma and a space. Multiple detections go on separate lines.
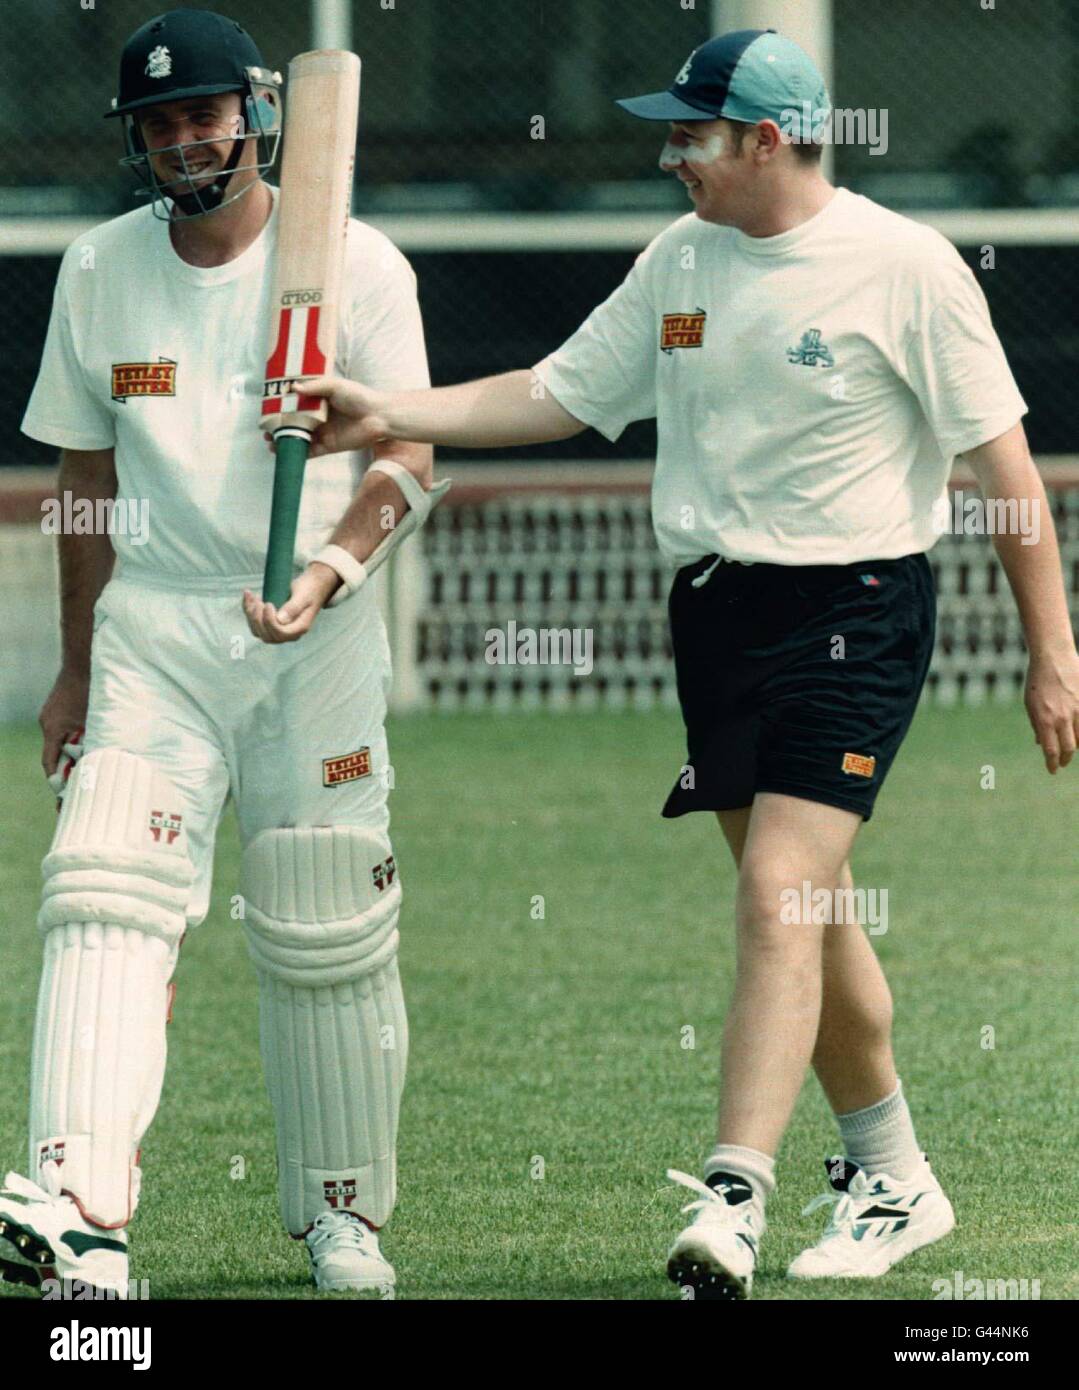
836, 1079, 922, 1182
702, 1143, 776, 1215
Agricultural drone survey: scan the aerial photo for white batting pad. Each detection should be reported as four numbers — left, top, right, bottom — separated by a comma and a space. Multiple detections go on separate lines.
241, 826, 408, 1234
31, 748, 193, 1228
40, 747, 194, 943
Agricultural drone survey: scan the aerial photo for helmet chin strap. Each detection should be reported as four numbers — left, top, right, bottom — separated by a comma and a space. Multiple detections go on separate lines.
170, 134, 247, 219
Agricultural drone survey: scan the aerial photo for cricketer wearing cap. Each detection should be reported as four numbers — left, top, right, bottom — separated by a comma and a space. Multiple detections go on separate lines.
288, 26, 1079, 1300
2, 9, 436, 1298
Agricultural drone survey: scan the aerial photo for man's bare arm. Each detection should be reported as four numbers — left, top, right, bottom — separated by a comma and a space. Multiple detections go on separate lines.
39, 447, 117, 773
245, 366, 580, 641
329, 436, 433, 555
313, 437, 434, 596
242, 437, 435, 642
295, 369, 588, 456
962, 422, 1079, 772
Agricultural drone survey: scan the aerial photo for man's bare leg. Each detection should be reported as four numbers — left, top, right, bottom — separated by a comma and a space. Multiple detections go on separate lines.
715, 807, 926, 1199
665, 793, 859, 1298
715, 792, 861, 1154
812, 862, 898, 1112
715, 811, 897, 1115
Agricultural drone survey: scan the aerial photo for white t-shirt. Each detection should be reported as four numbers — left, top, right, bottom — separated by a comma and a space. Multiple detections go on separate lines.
22, 185, 430, 580
534, 188, 1027, 567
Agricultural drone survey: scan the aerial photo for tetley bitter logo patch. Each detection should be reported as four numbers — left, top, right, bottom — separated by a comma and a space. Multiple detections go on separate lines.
111, 358, 177, 402
322, 746, 372, 787
661, 309, 706, 353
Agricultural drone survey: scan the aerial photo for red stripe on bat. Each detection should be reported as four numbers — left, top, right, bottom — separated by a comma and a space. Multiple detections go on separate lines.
261, 305, 326, 418
281, 306, 326, 416
261, 307, 293, 415
265, 307, 292, 380
301, 305, 326, 376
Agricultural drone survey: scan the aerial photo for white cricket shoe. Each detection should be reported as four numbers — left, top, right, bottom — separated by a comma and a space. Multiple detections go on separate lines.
305, 1211, 395, 1296
665, 1168, 764, 1301
0, 1167, 129, 1297
788, 1154, 955, 1280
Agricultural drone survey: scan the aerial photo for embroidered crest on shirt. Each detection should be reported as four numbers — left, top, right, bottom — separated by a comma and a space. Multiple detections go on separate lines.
111, 358, 177, 402
787, 328, 835, 368
145, 45, 172, 79
661, 310, 707, 353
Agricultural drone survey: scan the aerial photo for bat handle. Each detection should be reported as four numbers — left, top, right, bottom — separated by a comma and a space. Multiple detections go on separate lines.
263, 428, 312, 606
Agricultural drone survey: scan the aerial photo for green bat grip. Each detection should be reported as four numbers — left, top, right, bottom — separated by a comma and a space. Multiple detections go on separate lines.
263, 430, 311, 606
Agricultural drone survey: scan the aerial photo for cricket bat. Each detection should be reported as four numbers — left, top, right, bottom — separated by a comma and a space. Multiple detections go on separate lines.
260, 49, 361, 605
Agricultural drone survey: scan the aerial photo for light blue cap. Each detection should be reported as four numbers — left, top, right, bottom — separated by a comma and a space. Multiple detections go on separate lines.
617, 28, 831, 140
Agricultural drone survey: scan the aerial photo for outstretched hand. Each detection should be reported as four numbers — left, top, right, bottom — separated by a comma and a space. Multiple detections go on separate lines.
263, 377, 391, 457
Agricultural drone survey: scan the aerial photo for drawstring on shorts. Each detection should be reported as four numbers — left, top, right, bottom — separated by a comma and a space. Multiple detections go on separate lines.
690, 555, 755, 589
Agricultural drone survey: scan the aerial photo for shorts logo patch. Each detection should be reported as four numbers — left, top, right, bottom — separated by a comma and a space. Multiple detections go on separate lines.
39, 1140, 66, 1169
660, 309, 706, 352
149, 810, 183, 844
322, 747, 371, 786
841, 752, 877, 778
371, 856, 396, 892
859, 573, 881, 587
111, 358, 177, 401
323, 1177, 357, 1211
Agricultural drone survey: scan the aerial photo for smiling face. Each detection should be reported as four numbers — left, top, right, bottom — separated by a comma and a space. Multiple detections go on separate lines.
138, 92, 253, 196
658, 117, 753, 226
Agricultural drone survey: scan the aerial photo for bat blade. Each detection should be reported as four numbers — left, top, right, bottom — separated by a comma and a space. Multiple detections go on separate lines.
260, 49, 360, 605
260, 49, 361, 434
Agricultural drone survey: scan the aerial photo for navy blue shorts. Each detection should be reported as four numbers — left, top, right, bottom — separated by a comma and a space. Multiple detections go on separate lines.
662, 553, 936, 822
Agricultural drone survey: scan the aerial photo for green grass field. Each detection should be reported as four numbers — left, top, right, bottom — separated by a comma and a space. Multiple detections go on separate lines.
0, 705, 1076, 1301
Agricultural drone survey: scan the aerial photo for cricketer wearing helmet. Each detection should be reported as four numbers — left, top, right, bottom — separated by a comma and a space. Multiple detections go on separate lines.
278, 30, 1079, 1299
5, 7, 439, 1298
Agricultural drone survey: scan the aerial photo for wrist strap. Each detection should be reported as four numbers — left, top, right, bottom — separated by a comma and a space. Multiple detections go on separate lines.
315, 466, 452, 607
312, 544, 368, 604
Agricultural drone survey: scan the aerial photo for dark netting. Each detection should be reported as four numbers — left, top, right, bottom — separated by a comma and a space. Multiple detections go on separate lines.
2, 0, 1077, 464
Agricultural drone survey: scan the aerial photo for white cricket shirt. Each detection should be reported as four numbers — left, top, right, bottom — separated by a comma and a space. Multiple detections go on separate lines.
534, 188, 1027, 567
22, 185, 430, 580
